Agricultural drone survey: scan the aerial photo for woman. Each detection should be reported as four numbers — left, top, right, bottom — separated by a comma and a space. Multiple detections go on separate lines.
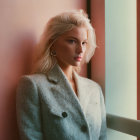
16, 9, 107, 140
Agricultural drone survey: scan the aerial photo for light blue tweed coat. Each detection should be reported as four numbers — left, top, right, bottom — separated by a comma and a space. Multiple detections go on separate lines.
16, 64, 107, 140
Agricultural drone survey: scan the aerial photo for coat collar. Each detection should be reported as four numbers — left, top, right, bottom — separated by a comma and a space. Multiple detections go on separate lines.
47, 63, 89, 96
47, 63, 82, 92
46, 64, 63, 84
46, 63, 83, 101
46, 64, 92, 113
46, 63, 86, 111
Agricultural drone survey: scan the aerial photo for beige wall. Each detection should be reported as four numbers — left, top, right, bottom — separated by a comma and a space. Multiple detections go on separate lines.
0, 1, 86, 139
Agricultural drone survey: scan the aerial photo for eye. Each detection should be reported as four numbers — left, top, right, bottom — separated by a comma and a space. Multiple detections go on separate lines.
82, 41, 87, 45
67, 39, 76, 44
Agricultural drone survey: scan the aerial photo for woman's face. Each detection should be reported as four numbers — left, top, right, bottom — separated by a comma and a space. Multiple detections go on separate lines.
53, 26, 88, 67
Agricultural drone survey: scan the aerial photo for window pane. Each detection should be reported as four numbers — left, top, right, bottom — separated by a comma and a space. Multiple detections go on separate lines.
105, 0, 137, 139
107, 129, 137, 140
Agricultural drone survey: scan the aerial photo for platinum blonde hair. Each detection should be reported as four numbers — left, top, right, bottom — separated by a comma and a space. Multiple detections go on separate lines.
32, 9, 97, 74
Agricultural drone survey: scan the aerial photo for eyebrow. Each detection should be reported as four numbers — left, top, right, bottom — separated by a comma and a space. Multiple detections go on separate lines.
66, 36, 87, 41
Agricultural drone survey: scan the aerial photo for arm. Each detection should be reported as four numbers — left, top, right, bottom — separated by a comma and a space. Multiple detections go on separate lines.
16, 76, 43, 140
99, 87, 107, 140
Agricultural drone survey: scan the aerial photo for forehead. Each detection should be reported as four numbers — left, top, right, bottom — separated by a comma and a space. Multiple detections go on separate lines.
61, 26, 88, 40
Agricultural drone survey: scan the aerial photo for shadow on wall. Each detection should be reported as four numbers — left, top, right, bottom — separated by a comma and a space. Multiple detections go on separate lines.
0, 31, 36, 140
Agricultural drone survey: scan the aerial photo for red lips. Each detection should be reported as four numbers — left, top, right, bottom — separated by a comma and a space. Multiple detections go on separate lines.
74, 56, 82, 61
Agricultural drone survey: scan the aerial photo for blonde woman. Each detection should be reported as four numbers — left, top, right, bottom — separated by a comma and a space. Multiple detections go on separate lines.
16, 9, 107, 140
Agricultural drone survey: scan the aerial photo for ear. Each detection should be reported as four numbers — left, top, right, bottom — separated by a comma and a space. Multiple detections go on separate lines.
52, 42, 57, 49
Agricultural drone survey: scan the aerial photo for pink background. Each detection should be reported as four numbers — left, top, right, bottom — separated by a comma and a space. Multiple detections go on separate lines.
0, 0, 105, 139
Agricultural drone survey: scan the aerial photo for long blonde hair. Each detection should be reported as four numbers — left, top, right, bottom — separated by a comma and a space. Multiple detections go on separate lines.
31, 9, 97, 74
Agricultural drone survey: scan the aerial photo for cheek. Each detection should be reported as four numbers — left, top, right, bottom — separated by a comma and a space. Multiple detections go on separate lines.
56, 44, 74, 54
82, 46, 87, 53
82, 47, 88, 58
55, 45, 71, 58
55, 43, 65, 53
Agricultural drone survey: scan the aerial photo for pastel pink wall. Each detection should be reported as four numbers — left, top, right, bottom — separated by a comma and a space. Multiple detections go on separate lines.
91, 0, 105, 94
0, 1, 86, 139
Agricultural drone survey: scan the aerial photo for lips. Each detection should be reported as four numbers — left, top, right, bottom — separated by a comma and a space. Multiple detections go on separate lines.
74, 56, 82, 61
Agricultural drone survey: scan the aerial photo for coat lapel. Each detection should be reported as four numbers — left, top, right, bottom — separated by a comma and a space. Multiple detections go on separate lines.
74, 70, 102, 130
45, 64, 102, 135
73, 71, 91, 113
45, 64, 102, 138
46, 64, 87, 118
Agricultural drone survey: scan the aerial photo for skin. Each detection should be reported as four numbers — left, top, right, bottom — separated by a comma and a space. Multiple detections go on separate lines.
52, 26, 88, 95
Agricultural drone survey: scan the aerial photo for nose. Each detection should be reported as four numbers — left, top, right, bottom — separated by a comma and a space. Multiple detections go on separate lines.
76, 43, 83, 54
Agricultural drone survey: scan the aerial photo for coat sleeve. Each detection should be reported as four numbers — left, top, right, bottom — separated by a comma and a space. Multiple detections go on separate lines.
99, 87, 107, 140
16, 76, 43, 140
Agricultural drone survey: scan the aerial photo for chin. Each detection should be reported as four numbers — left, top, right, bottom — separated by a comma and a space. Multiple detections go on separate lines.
66, 61, 81, 67
72, 62, 81, 67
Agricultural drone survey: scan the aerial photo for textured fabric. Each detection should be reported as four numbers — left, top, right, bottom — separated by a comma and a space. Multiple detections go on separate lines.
16, 64, 107, 140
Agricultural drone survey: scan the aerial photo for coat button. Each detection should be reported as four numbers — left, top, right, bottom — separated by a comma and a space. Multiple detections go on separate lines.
81, 125, 87, 132
62, 112, 68, 118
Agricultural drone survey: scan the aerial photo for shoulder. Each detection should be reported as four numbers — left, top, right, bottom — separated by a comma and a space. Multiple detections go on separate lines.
22, 73, 46, 81
18, 73, 47, 84
16, 73, 49, 95
16, 74, 45, 109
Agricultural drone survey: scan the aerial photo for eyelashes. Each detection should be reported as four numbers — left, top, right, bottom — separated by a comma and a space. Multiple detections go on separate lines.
67, 39, 87, 46
67, 39, 77, 44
